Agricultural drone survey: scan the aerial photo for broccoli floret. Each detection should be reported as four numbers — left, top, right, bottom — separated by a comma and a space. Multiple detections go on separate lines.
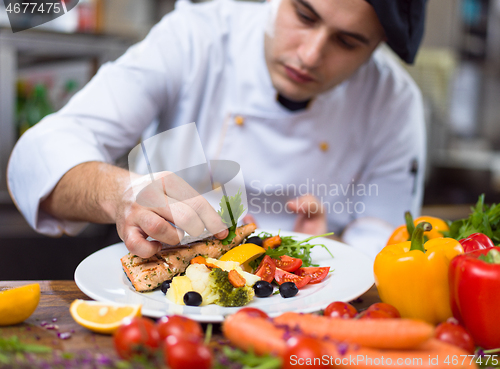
208, 268, 254, 307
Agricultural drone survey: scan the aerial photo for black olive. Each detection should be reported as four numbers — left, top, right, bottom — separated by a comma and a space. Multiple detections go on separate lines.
279, 282, 298, 298
183, 291, 203, 306
160, 280, 171, 294
246, 236, 263, 247
253, 281, 273, 297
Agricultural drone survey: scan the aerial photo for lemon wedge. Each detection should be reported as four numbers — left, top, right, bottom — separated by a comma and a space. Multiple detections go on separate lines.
219, 243, 266, 265
70, 300, 141, 334
0, 283, 40, 326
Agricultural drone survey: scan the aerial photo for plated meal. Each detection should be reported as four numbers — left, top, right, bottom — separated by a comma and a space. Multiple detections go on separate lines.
75, 188, 374, 322
75, 232, 374, 321
119, 191, 335, 309
121, 222, 334, 308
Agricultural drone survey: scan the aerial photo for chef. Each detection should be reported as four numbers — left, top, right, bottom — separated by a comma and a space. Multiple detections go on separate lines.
8, 0, 428, 259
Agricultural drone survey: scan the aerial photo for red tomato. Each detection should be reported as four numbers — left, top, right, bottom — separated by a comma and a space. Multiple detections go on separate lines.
255, 256, 276, 283
235, 307, 269, 319
324, 301, 357, 319
157, 315, 203, 341
435, 322, 476, 354
274, 255, 303, 272
295, 267, 330, 284
274, 268, 311, 289
358, 309, 392, 319
282, 336, 329, 369
366, 303, 400, 318
164, 336, 213, 369
113, 317, 160, 359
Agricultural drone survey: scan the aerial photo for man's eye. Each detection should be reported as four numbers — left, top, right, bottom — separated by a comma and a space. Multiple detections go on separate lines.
296, 9, 315, 24
337, 36, 357, 50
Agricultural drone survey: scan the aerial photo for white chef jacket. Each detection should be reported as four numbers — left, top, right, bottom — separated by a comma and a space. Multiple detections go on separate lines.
8, 0, 426, 258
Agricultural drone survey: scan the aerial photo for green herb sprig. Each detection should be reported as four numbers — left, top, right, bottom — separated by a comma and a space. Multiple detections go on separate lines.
0, 336, 52, 365
445, 194, 500, 244
218, 189, 245, 245
255, 232, 334, 267
0, 336, 52, 355
217, 346, 281, 369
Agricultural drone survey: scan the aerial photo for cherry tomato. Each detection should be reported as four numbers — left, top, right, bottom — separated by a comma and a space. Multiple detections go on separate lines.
274, 268, 311, 289
164, 335, 213, 369
255, 256, 276, 283
435, 322, 476, 354
274, 255, 303, 272
366, 303, 401, 318
235, 307, 269, 319
295, 267, 330, 284
358, 309, 392, 319
157, 315, 203, 341
282, 336, 329, 369
324, 301, 357, 319
113, 317, 160, 359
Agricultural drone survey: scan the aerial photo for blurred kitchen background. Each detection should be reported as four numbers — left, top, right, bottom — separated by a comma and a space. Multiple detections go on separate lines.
0, 0, 499, 279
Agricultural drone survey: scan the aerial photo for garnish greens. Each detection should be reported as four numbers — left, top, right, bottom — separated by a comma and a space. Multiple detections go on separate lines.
216, 346, 281, 369
253, 232, 334, 268
0, 336, 51, 365
0, 336, 51, 355
218, 189, 245, 245
445, 194, 500, 244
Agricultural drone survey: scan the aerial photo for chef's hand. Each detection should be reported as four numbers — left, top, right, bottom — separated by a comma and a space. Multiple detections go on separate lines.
287, 195, 328, 235
116, 171, 228, 258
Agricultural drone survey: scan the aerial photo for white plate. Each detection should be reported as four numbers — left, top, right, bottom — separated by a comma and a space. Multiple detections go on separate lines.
74, 229, 374, 322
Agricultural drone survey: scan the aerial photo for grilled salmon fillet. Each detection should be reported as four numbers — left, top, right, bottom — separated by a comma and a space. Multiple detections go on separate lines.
121, 223, 257, 292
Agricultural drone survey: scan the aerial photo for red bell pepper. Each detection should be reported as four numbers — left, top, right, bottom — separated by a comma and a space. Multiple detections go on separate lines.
459, 233, 495, 253
449, 247, 500, 349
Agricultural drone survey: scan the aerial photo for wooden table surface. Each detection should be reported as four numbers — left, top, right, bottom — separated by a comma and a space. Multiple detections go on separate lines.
0, 281, 381, 362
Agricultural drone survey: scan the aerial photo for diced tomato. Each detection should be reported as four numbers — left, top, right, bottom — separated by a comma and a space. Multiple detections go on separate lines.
274, 268, 311, 289
295, 267, 330, 284
274, 255, 302, 272
255, 256, 276, 283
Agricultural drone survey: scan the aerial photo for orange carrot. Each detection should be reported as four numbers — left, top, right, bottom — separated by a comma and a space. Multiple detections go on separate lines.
223, 313, 477, 369
273, 312, 433, 350
228, 270, 246, 288
222, 312, 286, 356
190, 256, 207, 265
319, 339, 477, 368
189, 255, 219, 269
262, 236, 281, 250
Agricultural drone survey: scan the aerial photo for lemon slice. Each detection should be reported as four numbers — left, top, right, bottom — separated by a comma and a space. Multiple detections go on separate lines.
219, 243, 266, 265
70, 300, 141, 334
0, 283, 40, 326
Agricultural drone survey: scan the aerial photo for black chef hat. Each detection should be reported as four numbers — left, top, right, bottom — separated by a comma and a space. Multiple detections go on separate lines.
365, 0, 428, 64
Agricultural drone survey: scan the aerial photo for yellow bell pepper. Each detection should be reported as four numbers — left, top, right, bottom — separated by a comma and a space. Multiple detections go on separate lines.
374, 222, 463, 325
386, 212, 449, 246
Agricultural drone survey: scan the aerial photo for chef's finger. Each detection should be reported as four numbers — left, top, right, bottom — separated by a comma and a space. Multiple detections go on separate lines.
137, 211, 185, 245
123, 227, 162, 258
159, 199, 207, 238
159, 174, 228, 236
286, 195, 323, 215
243, 214, 258, 226
135, 173, 227, 237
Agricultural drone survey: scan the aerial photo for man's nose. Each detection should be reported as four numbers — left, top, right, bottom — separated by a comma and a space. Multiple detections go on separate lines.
298, 29, 328, 69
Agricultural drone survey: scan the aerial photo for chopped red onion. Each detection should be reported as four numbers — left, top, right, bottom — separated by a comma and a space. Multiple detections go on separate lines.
57, 332, 72, 340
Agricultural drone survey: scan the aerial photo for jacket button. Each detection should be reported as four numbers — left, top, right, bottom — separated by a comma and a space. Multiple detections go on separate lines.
234, 116, 245, 126
319, 142, 329, 152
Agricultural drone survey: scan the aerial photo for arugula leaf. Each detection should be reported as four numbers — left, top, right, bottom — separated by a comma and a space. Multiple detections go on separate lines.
251, 232, 335, 268
218, 189, 245, 245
